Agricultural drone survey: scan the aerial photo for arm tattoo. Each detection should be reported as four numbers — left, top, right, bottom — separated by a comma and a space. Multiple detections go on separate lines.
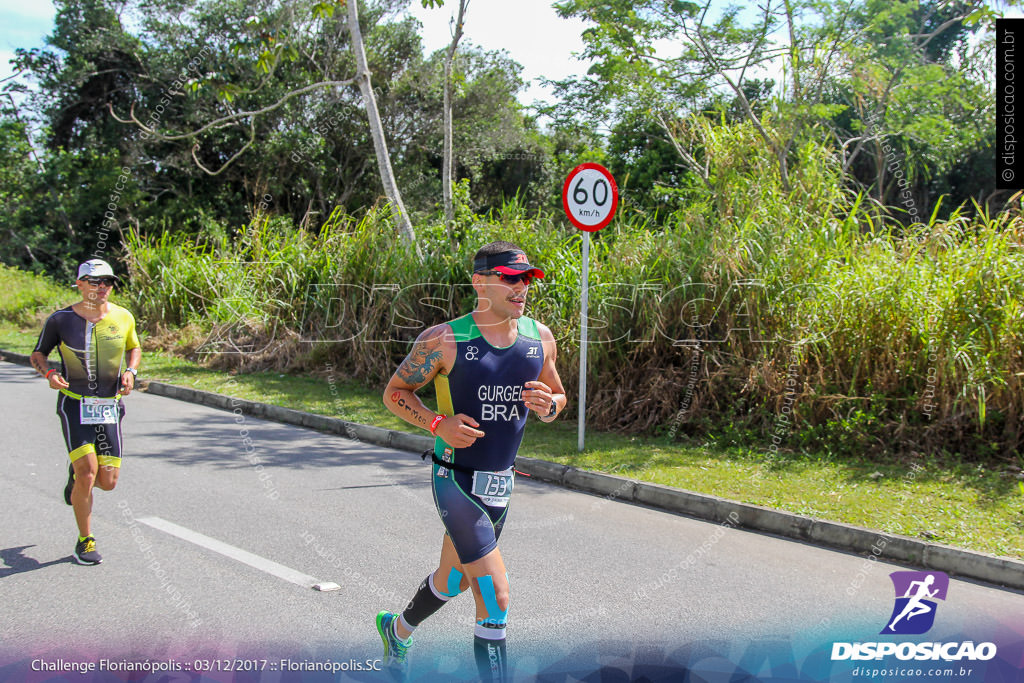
31, 355, 49, 376
402, 403, 427, 427
397, 334, 444, 387
390, 391, 429, 427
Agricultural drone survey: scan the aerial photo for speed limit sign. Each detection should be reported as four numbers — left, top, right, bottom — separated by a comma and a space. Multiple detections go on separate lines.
562, 163, 618, 232
563, 162, 618, 452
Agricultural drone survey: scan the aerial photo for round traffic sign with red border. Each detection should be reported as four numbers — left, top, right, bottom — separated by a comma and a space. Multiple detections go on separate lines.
562, 163, 618, 232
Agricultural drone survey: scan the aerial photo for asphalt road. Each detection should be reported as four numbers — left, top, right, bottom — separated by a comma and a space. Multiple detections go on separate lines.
1, 361, 1022, 682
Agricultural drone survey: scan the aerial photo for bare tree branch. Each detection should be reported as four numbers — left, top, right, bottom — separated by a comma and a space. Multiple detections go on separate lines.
107, 78, 356, 141
683, 15, 791, 191
190, 119, 257, 176
4, 92, 76, 238
654, 111, 713, 193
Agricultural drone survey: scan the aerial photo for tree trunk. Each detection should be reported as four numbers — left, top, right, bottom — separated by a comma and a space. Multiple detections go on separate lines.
346, 0, 421, 256
442, 0, 468, 233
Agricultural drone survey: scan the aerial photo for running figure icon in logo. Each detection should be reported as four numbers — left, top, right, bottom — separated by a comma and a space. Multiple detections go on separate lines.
881, 571, 949, 635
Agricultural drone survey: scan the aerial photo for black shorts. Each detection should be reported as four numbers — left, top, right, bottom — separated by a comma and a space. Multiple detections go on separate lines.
431, 463, 511, 564
56, 393, 126, 467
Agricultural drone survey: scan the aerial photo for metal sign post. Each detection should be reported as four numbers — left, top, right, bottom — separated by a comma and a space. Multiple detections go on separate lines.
579, 231, 590, 452
561, 163, 618, 452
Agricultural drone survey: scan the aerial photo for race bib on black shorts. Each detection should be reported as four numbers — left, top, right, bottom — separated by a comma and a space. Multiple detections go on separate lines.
471, 467, 514, 508
80, 397, 118, 424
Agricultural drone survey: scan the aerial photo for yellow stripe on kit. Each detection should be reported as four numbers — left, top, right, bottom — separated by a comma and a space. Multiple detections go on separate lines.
97, 454, 122, 468
60, 388, 122, 401
69, 443, 96, 462
435, 373, 455, 417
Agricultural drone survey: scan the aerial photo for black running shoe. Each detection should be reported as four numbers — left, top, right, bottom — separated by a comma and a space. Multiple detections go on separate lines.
63, 463, 75, 505
74, 536, 102, 565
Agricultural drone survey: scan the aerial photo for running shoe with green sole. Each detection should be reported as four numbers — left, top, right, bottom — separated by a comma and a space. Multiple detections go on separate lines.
375, 610, 411, 678
74, 536, 102, 565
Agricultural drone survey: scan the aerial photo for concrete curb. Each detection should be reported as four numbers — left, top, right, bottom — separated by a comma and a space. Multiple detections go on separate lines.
143, 379, 429, 453
4, 349, 60, 371
4, 348, 1023, 591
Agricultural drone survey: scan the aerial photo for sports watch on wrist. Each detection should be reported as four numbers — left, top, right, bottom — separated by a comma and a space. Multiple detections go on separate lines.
125, 367, 138, 377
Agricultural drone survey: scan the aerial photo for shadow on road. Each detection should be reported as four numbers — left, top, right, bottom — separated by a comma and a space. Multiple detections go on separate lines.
323, 482, 431, 491
0, 546, 74, 577
126, 415, 565, 498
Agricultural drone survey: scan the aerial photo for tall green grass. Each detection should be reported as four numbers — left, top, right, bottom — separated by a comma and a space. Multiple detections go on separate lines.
123, 119, 1024, 457
0, 264, 76, 326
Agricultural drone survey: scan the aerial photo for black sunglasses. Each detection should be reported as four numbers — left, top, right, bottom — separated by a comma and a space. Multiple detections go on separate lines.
479, 271, 534, 285
84, 277, 116, 287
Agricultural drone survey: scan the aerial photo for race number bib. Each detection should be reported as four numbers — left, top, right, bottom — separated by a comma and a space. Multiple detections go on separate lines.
471, 467, 514, 508
80, 397, 118, 425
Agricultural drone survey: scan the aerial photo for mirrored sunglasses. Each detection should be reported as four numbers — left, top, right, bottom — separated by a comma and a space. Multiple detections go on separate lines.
480, 270, 534, 286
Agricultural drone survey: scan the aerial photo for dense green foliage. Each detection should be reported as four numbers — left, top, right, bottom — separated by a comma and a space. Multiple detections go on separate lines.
3, 0, 1022, 456
3, 0, 580, 274
123, 121, 1024, 455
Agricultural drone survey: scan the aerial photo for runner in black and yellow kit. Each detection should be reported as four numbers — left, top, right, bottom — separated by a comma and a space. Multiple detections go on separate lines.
377, 241, 566, 682
30, 259, 141, 565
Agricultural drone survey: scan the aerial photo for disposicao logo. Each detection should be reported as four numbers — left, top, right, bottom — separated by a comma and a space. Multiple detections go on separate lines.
831, 570, 997, 663
881, 571, 948, 635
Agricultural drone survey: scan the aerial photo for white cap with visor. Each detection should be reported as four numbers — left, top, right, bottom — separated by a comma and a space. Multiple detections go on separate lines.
77, 259, 118, 280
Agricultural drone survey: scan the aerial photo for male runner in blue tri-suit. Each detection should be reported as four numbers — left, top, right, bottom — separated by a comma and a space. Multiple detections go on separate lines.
378, 241, 566, 682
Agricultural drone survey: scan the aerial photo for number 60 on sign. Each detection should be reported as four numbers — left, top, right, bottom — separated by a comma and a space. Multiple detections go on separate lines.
562, 163, 619, 232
